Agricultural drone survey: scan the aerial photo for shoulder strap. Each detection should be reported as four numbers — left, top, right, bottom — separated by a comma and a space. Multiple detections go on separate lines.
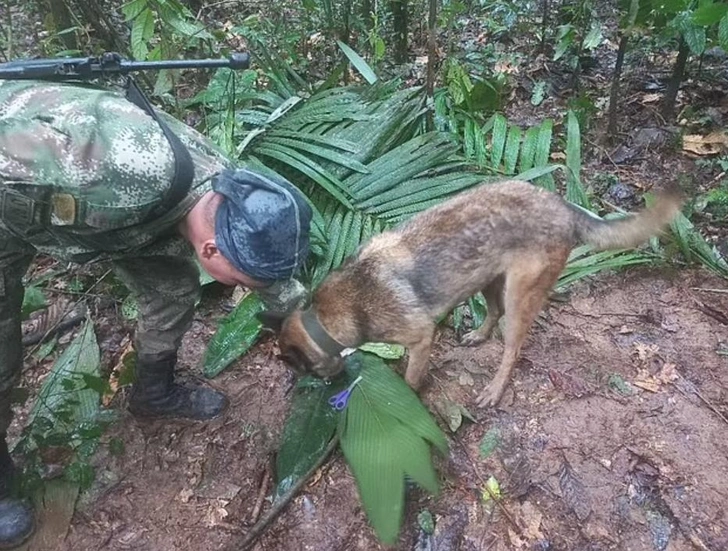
124, 77, 194, 221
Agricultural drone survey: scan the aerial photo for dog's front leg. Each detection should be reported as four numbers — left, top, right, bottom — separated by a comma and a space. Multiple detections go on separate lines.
403, 327, 435, 390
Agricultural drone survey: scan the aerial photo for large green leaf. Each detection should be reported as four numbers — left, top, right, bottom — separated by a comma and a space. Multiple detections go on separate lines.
676, 12, 707, 54
534, 119, 555, 190
719, 14, 728, 49
340, 395, 405, 544
28, 320, 100, 428
275, 378, 342, 500
503, 124, 522, 174
130, 8, 154, 60
338, 352, 447, 545
202, 293, 265, 378
558, 246, 657, 289
566, 110, 589, 208
692, 2, 728, 26
337, 40, 379, 84
666, 210, 728, 278
21, 286, 47, 320
121, 0, 147, 20
490, 113, 508, 169
519, 126, 540, 174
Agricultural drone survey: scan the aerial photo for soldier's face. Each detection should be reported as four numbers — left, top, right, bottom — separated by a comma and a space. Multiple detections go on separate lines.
197, 246, 265, 289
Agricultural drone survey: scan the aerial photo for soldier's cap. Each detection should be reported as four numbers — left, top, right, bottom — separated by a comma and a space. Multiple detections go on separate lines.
212, 168, 312, 284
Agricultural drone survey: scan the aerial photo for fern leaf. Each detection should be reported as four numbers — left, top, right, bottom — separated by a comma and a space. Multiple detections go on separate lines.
503, 124, 522, 175
490, 114, 508, 170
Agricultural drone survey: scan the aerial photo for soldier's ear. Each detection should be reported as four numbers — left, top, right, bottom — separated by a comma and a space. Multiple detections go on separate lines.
257, 311, 287, 333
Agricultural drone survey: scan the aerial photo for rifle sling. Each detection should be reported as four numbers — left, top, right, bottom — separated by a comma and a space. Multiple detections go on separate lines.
124, 77, 194, 221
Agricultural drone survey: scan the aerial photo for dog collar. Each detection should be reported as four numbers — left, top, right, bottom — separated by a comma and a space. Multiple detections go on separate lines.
300, 309, 347, 357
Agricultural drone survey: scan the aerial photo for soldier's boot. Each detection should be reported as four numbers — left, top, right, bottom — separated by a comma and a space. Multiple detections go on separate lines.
0, 435, 34, 550
128, 353, 228, 420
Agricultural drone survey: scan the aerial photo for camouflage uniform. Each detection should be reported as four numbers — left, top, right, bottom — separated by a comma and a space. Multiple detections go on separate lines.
0, 79, 241, 433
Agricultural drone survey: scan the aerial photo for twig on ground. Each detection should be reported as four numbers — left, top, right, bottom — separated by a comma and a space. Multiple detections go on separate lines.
249, 463, 272, 524
691, 287, 728, 295
693, 300, 728, 326
226, 435, 340, 551
674, 375, 728, 426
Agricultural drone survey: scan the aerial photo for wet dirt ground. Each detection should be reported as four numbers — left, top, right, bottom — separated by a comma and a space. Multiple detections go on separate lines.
42, 266, 727, 551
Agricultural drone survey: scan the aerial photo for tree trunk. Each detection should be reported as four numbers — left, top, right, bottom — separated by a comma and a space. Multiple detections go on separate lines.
48, 0, 78, 51
539, 0, 549, 54
662, 36, 689, 121
70, 0, 128, 54
361, 0, 373, 33
607, 32, 629, 141
391, 0, 408, 64
425, 0, 437, 131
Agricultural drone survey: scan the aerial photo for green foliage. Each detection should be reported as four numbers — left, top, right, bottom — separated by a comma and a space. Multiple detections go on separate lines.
15, 321, 110, 492
479, 427, 501, 459
692, 2, 728, 27
485, 114, 556, 182
202, 292, 265, 378
27, 321, 101, 429
565, 110, 589, 208
358, 342, 406, 359
274, 377, 343, 499
121, 0, 215, 96
336, 40, 379, 84
338, 352, 448, 544
418, 509, 436, 534
553, 0, 603, 69
211, 82, 487, 286
720, 14, 728, 49
667, 209, 728, 278
121, 295, 139, 321
557, 245, 657, 289
21, 286, 47, 320
700, 182, 728, 219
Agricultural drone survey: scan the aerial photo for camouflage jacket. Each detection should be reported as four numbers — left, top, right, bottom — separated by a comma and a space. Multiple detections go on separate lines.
0, 79, 232, 263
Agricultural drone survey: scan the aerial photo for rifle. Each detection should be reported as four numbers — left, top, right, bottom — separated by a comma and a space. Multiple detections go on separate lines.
0, 51, 251, 81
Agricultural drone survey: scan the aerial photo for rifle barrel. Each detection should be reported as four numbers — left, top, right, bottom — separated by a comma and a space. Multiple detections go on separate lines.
118, 52, 250, 71
0, 52, 251, 80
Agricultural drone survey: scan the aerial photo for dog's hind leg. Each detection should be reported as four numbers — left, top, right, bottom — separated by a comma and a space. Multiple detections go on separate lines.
475, 252, 567, 408
461, 275, 505, 346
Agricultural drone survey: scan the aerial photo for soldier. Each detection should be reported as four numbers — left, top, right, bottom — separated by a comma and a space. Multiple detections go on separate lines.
0, 79, 312, 548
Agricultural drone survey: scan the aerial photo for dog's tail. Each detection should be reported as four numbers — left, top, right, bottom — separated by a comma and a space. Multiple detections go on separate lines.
572, 187, 684, 251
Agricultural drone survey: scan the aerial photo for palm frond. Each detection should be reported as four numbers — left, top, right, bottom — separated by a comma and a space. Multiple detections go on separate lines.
229, 84, 488, 282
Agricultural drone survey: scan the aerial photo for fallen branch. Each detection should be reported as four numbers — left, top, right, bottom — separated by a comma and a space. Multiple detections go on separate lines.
23, 268, 111, 358
249, 463, 272, 524
674, 374, 728, 426
225, 435, 340, 551
22, 307, 87, 347
693, 300, 728, 326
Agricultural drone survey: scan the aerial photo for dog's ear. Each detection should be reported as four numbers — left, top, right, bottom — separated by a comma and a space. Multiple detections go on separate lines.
256, 311, 287, 332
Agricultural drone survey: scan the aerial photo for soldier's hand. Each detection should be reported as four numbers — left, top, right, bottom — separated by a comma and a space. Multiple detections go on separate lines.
256, 279, 308, 318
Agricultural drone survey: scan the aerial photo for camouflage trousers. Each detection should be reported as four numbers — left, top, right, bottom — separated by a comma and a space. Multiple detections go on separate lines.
0, 227, 201, 435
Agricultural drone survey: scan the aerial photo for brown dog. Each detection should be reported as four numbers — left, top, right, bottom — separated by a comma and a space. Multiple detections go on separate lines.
260, 180, 683, 407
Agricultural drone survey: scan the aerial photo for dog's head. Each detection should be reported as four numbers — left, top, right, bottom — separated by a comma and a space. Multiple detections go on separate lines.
258, 310, 345, 379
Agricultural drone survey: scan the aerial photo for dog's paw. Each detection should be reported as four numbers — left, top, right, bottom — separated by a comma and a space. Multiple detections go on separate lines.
475, 383, 506, 408
461, 330, 486, 347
